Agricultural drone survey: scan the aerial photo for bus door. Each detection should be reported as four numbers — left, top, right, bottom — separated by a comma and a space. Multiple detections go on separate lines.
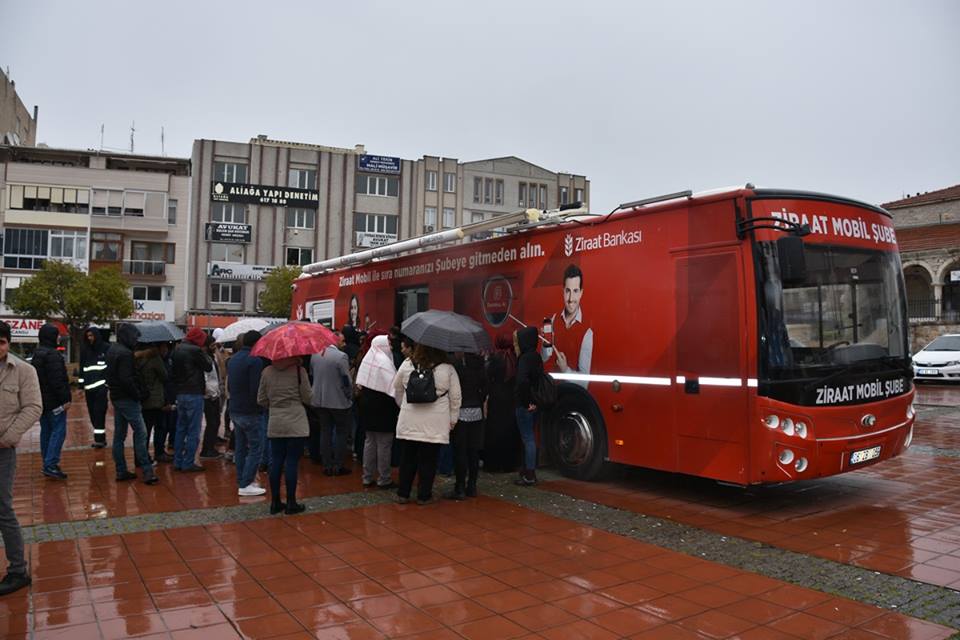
673, 248, 751, 483
396, 285, 429, 325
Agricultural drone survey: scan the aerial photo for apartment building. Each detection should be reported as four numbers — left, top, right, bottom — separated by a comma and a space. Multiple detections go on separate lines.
189, 135, 589, 324
0, 69, 37, 146
0, 145, 189, 352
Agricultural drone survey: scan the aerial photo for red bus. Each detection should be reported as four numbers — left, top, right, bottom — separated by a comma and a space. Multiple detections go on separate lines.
291, 185, 915, 485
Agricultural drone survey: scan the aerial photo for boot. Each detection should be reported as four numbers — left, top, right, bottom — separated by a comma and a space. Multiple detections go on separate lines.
143, 468, 159, 485
284, 501, 306, 515
269, 500, 286, 515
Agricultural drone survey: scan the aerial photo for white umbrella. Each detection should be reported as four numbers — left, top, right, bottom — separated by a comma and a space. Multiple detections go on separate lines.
216, 317, 270, 344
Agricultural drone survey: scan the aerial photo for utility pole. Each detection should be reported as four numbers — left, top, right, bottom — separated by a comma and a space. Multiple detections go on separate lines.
99, 124, 104, 151
130, 121, 135, 153
161, 126, 165, 156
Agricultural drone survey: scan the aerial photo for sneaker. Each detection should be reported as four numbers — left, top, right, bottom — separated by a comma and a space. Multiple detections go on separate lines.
116, 471, 137, 481
42, 466, 67, 480
143, 472, 159, 485
239, 484, 267, 496
199, 450, 221, 460
0, 572, 31, 596
416, 496, 437, 506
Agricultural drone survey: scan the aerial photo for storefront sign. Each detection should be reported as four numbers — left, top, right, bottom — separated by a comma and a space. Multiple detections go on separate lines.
357, 155, 401, 175
211, 181, 319, 208
205, 222, 252, 243
207, 261, 275, 281
127, 300, 175, 322
355, 231, 398, 248
0, 318, 44, 339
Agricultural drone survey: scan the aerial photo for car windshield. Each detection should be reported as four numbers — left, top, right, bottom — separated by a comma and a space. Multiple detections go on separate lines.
757, 241, 909, 382
925, 336, 960, 352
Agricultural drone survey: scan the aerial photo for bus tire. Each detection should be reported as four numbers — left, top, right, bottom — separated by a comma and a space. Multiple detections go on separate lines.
545, 386, 608, 481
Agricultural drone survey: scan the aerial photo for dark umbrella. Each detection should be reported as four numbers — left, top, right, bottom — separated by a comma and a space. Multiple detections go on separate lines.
259, 320, 287, 335
400, 310, 492, 354
135, 321, 185, 343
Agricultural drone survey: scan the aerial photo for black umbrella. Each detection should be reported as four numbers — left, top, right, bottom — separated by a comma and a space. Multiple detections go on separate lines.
259, 320, 287, 335
401, 310, 492, 354
135, 321, 184, 344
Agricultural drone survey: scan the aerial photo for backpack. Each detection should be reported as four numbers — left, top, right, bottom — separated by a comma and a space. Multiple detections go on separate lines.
406, 366, 448, 404
530, 370, 557, 409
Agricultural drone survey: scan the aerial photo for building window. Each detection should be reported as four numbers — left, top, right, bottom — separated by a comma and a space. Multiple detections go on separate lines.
473, 177, 482, 203
286, 247, 313, 266
286, 208, 316, 229
495, 179, 504, 205
49, 230, 87, 263
209, 243, 243, 263
210, 283, 242, 304
442, 208, 455, 229
91, 232, 122, 262
132, 285, 164, 301
424, 207, 437, 233
131, 242, 175, 263
92, 188, 124, 216
355, 174, 399, 197
288, 168, 317, 190
2, 228, 48, 270
560, 186, 569, 205
211, 203, 246, 224
471, 211, 485, 223
539, 185, 548, 210
2, 276, 23, 307
528, 184, 539, 209
168, 198, 177, 225
213, 162, 248, 183
483, 179, 492, 205
575, 187, 584, 203
8, 184, 90, 213
519, 183, 527, 207
444, 172, 456, 193
426, 171, 438, 192
353, 213, 399, 247
123, 191, 145, 216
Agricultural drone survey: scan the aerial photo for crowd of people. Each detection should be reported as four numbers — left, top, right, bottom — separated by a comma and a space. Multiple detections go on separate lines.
0, 316, 548, 596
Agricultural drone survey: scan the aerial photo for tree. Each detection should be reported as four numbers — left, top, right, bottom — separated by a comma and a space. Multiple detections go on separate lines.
10, 261, 135, 358
260, 265, 301, 317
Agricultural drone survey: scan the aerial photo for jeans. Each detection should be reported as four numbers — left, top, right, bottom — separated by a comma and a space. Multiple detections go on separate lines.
437, 443, 453, 475
143, 408, 167, 458
269, 437, 305, 503
112, 399, 154, 475
174, 394, 204, 469
318, 407, 352, 471
233, 413, 264, 488
397, 439, 441, 501
363, 431, 394, 486
85, 387, 108, 444
515, 407, 538, 471
39, 409, 67, 470
202, 396, 222, 454
452, 419, 484, 492
0, 448, 26, 575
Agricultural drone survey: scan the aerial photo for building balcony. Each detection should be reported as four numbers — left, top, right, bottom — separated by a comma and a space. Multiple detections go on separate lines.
122, 260, 166, 277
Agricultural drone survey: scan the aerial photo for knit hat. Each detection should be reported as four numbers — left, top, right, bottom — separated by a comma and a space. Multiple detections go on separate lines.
185, 327, 207, 347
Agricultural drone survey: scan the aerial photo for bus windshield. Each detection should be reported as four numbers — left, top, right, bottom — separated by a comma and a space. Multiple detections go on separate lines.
756, 241, 910, 402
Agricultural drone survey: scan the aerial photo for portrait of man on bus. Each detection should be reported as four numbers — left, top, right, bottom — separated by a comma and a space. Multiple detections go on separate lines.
543, 263, 593, 388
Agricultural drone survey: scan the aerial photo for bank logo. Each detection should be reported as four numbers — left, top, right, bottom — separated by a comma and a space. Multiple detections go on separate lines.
564, 234, 574, 257
214, 182, 224, 195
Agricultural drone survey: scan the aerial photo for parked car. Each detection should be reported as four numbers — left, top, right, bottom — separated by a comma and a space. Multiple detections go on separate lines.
912, 334, 960, 382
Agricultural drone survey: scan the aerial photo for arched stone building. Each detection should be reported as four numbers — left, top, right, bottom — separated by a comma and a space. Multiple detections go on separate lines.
882, 185, 960, 351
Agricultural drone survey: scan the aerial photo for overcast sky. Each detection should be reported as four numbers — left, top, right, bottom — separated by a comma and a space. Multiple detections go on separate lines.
2, 0, 958, 213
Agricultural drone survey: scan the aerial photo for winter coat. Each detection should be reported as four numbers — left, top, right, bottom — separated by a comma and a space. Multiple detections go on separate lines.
454, 353, 487, 410
136, 348, 167, 411
172, 342, 212, 396
310, 346, 353, 410
106, 324, 144, 403
204, 359, 221, 399
257, 365, 312, 438
78, 327, 109, 394
514, 326, 542, 408
227, 347, 265, 415
31, 324, 71, 413
0, 353, 43, 448
392, 360, 462, 444
357, 387, 400, 433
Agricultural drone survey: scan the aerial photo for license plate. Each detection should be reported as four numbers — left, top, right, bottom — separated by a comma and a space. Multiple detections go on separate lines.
918, 369, 939, 376
849, 445, 881, 465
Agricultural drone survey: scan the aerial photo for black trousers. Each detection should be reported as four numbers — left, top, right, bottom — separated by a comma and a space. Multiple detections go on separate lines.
85, 387, 108, 444
306, 406, 323, 462
318, 407, 352, 471
143, 408, 167, 457
397, 439, 441, 501
452, 419, 484, 492
202, 397, 221, 454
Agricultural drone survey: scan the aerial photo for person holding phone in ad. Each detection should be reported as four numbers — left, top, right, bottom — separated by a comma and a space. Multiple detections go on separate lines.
543, 264, 593, 388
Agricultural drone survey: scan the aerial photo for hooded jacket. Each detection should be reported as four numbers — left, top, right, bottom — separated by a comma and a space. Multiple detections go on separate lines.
135, 346, 167, 410
79, 327, 110, 394
31, 323, 71, 413
106, 323, 144, 402
514, 326, 543, 408
172, 338, 213, 396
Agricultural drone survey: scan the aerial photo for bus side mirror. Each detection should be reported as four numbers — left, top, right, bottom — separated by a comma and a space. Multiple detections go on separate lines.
777, 236, 807, 285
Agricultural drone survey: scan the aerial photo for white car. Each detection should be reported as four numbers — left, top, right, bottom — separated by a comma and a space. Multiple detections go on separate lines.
913, 334, 960, 382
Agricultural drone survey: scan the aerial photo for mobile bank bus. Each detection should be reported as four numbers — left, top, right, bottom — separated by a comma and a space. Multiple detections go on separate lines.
292, 185, 914, 485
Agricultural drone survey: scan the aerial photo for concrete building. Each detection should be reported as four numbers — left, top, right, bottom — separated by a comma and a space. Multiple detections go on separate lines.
188, 136, 589, 326
882, 184, 960, 350
0, 145, 190, 355
0, 69, 37, 146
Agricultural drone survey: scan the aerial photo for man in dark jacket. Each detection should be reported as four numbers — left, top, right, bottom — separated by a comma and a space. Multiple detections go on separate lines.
78, 327, 109, 448
105, 323, 158, 484
514, 326, 542, 486
172, 327, 212, 472
228, 330, 267, 496
32, 323, 71, 480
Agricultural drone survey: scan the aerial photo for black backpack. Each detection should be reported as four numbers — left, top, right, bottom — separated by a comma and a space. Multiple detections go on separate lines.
406, 366, 449, 404
530, 370, 557, 409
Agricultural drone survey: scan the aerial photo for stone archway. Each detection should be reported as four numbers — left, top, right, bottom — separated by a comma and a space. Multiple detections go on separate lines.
903, 263, 935, 320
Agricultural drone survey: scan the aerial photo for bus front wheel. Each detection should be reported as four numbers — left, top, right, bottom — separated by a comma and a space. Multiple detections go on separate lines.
546, 391, 608, 481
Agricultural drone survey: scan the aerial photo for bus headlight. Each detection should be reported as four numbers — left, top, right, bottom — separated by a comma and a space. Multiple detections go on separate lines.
764, 415, 780, 429
781, 418, 795, 437
779, 449, 795, 465
795, 422, 808, 439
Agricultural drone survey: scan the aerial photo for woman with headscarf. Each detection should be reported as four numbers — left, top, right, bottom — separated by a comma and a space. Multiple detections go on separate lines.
356, 334, 400, 489
483, 334, 520, 473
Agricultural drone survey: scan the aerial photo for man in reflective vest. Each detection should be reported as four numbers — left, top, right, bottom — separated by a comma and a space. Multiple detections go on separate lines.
79, 327, 109, 448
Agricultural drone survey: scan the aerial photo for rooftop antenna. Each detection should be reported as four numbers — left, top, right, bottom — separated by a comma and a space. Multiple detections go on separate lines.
161, 126, 165, 156
129, 121, 135, 153
99, 124, 104, 151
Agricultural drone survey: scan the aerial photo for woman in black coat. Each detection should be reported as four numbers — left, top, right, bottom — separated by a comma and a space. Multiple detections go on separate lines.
482, 334, 520, 474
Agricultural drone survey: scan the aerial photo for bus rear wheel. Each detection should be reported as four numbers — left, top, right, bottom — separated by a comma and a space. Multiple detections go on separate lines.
546, 392, 607, 480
